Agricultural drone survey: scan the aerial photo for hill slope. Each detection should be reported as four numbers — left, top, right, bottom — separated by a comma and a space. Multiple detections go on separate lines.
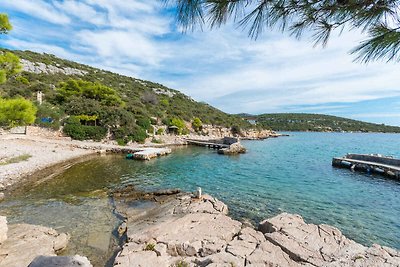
0, 49, 251, 141
251, 113, 400, 133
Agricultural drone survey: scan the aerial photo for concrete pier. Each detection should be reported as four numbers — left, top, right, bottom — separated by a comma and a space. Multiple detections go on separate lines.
332, 154, 400, 180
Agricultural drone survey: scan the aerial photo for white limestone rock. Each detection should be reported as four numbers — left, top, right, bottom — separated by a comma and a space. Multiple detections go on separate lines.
28, 255, 92, 267
259, 213, 400, 267
0, 216, 7, 244
0, 223, 69, 267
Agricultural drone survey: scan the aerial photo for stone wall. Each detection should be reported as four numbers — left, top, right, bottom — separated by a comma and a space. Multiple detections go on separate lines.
26, 126, 69, 140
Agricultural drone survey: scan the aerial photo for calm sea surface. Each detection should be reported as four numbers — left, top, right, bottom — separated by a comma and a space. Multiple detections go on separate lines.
1, 132, 399, 265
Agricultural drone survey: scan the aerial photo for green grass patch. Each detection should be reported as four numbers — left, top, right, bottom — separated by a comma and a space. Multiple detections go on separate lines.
0, 154, 31, 165
144, 243, 155, 251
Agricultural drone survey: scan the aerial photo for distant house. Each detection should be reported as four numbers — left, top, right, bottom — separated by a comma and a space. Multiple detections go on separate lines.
242, 116, 257, 125
247, 119, 257, 125
168, 125, 179, 135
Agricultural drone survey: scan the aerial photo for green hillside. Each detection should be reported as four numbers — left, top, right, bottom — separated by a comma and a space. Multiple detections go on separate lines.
0, 49, 251, 142
252, 113, 400, 133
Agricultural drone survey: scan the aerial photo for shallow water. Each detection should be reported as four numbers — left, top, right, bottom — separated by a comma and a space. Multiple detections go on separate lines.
0, 132, 400, 266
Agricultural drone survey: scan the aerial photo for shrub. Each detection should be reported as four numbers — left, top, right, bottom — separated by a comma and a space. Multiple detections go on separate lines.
130, 126, 147, 143
160, 98, 169, 106
231, 125, 242, 135
150, 117, 158, 125
192, 117, 202, 132
63, 116, 107, 141
144, 243, 155, 251
16, 76, 29, 85
156, 128, 164, 135
116, 138, 127, 146
112, 124, 148, 144
151, 138, 163, 144
0, 97, 37, 127
171, 117, 189, 135
136, 117, 151, 129
141, 91, 158, 105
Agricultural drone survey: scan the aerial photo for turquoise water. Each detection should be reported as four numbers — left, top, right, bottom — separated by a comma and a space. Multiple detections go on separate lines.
112, 132, 400, 249
1, 132, 399, 265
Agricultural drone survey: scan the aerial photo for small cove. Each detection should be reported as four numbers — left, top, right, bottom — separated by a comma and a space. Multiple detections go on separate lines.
0, 132, 400, 266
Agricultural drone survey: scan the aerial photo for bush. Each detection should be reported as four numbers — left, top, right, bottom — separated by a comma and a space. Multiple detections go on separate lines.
136, 117, 151, 129
116, 138, 127, 146
156, 128, 164, 135
130, 126, 147, 143
171, 117, 189, 135
192, 117, 202, 132
231, 125, 242, 135
112, 124, 148, 144
63, 116, 107, 141
0, 97, 37, 127
151, 138, 163, 144
16, 76, 29, 85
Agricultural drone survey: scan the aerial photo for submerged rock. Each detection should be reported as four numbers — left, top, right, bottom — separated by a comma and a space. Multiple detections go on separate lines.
113, 193, 400, 267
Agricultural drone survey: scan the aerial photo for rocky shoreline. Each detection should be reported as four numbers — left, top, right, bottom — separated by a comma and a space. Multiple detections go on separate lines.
0, 185, 399, 267
111, 190, 400, 267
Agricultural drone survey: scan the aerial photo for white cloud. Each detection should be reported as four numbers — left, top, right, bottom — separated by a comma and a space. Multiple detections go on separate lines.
75, 29, 168, 66
2, 0, 71, 24
53, 1, 107, 25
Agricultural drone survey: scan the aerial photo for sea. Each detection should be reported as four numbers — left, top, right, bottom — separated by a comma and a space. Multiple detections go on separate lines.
1, 132, 399, 265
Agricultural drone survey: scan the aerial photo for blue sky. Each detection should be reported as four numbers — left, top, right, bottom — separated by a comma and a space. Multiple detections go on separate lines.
1, 1, 400, 126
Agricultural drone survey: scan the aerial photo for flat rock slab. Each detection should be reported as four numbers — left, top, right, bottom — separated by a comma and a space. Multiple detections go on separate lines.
0, 223, 69, 267
114, 193, 400, 267
133, 147, 171, 160
259, 213, 400, 267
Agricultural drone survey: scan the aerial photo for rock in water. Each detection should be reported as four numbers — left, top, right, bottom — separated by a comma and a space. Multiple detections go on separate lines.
217, 142, 246, 155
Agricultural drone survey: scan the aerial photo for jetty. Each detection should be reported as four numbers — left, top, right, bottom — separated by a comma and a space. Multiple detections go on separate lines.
186, 137, 246, 154
185, 139, 230, 149
332, 153, 400, 180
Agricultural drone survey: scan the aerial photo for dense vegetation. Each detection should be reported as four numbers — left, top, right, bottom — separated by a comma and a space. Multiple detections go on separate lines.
0, 97, 36, 127
0, 48, 251, 141
252, 113, 400, 133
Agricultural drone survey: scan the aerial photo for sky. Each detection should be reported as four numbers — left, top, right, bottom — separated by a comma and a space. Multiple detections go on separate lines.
1, 1, 400, 126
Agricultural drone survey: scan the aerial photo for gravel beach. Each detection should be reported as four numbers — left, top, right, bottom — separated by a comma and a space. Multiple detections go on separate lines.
0, 135, 94, 189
